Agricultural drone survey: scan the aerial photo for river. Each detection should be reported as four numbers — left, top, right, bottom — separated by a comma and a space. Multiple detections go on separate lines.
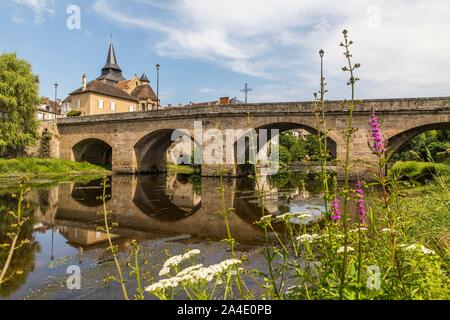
0, 171, 326, 300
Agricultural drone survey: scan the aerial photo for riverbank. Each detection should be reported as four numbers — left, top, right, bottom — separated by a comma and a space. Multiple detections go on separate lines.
167, 163, 200, 175
0, 158, 111, 185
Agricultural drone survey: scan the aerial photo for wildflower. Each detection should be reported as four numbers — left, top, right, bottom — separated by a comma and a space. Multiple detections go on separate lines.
297, 234, 321, 244
256, 215, 274, 227
350, 227, 368, 233
381, 228, 397, 235
420, 246, 436, 255
147, 259, 241, 293
159, 267, 170, 277
369, 110, 386, 154
355, 180, 367, 225
181, 259, 241, 283
145, 277, 183, 292
176, 264, 204, 277
159, 249, 201, 276
330, 198, 341, 221
401, 243, 435, 255
275, 212, 313, 225
337, 246, 355, 254
275, 213, 291, 220
260, 215, 273, 222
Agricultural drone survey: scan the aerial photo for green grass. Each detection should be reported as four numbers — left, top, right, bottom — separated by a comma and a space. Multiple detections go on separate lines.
395, 180, 450, 263
166, 163, 199, 175
0, 158, 110, 179
389, 161, 450, 183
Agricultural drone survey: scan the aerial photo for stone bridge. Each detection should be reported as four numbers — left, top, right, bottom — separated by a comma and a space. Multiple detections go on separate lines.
54, 97, 450, 177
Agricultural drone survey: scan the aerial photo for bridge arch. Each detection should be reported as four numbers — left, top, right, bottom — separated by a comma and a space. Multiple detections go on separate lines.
71, 177, 112, 207
134, 129, 201, 173
387, 122, 450, 154
132, 175, 202, 221
234, 122, 338, 176
72, 138, 112, 167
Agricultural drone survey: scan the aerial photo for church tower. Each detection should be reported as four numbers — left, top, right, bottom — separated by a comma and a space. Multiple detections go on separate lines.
97, 40, 126, 85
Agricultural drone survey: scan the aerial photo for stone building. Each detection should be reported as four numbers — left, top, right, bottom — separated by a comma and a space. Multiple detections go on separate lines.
37, 97, 62, 120
64, 41, 159, 116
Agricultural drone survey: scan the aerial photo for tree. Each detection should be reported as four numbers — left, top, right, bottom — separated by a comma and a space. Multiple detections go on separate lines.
0, 53, 40, 158
290, 141, 307, 161
392, 130, 450, 162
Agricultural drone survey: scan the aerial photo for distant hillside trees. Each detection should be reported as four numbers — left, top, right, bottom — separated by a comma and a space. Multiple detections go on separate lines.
0, 53, 40, 158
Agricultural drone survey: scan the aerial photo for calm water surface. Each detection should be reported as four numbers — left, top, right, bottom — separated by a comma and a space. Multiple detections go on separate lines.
0, 172, 325, 300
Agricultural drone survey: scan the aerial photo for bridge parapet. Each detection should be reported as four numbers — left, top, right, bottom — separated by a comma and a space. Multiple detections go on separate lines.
57, 96, 450, 126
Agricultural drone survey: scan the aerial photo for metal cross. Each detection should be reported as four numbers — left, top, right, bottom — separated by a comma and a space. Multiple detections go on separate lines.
240, 83, 253, 104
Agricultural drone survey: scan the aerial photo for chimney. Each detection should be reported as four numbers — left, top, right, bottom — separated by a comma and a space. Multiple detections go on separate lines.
82, 74, 87, 91
219, 97, 230, 106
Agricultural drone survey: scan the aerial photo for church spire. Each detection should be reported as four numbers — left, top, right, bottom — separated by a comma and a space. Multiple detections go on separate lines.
97, 36, 126, 84
104, 37, 120, 71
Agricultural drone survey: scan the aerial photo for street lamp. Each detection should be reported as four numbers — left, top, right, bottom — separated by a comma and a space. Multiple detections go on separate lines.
156, 64, 160, 108
54, 83, 59, 118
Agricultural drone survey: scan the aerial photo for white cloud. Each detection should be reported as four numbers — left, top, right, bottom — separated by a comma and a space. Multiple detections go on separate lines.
93, 0, 450, 100
13, 0, 56, 23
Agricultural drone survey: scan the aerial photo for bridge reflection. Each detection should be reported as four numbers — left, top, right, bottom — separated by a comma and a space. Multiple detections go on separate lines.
54, 175, 266, 246
30, 173, 324, 251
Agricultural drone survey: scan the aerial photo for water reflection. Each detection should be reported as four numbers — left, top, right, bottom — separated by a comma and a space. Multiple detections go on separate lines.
0, 171, 325, 299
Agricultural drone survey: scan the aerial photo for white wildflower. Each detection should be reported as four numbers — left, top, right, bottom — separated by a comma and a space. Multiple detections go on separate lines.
350, 227, 368, 233
401, 243, 435, 255
187, 259, 241, 283
420, 246, 435, 255
148, 258, 242, 292
337, 246, 355, 254
162, 249, 201, 269
145, 277, 183, 292
260, 215, 273, 222
277, 212, 314, 225
176, 264, 204, 277
297, 234, 321, 244
275, 213, 291, 220
381, 228, 397, 235
158, 267, 170, 277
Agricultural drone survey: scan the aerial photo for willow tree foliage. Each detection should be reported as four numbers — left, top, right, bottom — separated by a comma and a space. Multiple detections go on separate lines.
0, 53, 40, 157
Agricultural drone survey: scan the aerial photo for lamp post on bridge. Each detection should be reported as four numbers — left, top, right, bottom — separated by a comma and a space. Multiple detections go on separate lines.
54, 83, 59, 118
156, 64, 161, 108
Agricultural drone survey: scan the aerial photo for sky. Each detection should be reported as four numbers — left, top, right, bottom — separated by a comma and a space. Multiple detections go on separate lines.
1, 0, 450, 106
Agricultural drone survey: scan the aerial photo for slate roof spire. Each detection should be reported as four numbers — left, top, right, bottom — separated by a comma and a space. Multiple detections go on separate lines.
97, 36, 126, 84
140, 72, 150, 83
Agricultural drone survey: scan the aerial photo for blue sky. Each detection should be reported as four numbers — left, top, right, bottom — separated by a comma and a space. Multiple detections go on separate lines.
1, 0, 450, 106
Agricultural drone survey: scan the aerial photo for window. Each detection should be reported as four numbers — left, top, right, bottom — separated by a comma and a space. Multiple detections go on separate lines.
111, 101, 116, 112
98, 99, 104, 109
129, 105, 135, 112
77, 100, 80, 108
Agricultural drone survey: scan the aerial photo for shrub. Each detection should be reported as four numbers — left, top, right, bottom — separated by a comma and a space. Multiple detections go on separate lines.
67, 110, 82, 117
389, 161, 450, 183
